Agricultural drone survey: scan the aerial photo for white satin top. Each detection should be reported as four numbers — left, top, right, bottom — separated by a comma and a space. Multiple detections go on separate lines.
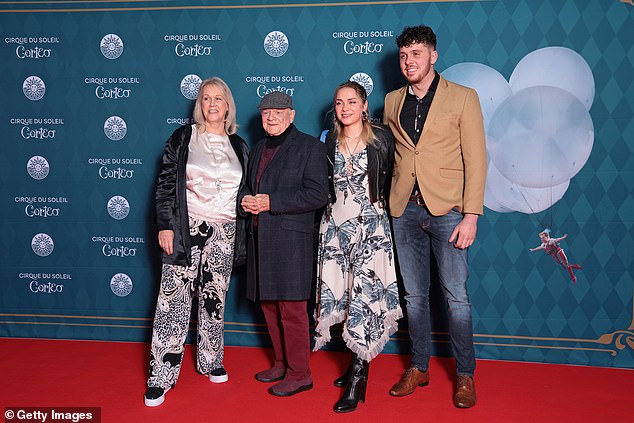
186, 125, 241, 223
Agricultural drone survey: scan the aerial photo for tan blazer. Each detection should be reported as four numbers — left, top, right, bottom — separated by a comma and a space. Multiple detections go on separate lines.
384, 76, 487, 218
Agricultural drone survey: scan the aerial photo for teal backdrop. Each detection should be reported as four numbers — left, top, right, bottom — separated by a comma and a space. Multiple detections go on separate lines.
1, 0, 633, 369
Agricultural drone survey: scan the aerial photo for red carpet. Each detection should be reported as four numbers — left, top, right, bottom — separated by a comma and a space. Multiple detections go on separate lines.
1, 338, 632, 422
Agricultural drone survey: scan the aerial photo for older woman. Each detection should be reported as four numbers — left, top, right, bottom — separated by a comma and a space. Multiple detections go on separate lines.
314, 81, 402, 412
144, 77, 248, 407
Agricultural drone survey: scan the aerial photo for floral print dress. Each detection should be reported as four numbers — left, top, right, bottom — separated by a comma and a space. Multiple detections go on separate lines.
314, 145, 402, 362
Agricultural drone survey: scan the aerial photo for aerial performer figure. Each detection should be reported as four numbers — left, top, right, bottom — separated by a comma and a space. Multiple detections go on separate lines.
529, 229, 581, 283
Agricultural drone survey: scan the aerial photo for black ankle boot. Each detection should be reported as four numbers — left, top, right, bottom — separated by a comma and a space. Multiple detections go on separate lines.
333, 357, 369, 413
334, 353, 356, 387
333, 369, 349, 388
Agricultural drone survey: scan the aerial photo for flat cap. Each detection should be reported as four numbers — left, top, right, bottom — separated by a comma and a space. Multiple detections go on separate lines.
257, 91, 293, 110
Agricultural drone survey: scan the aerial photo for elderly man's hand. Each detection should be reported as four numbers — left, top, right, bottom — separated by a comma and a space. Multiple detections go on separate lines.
255, 194, 270, 212
241, 195, 260, 214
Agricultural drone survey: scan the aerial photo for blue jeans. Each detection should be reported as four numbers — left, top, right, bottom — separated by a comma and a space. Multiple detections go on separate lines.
392, 202, 476, 376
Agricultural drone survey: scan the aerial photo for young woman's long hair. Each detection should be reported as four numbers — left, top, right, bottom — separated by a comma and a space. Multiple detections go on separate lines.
331, 80, 376, 146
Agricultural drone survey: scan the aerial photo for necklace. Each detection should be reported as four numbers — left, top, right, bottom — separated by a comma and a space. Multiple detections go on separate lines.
205, 131, 226, 192
342, 134, 362, 176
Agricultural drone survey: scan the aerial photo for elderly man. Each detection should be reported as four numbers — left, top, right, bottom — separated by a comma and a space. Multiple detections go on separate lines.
240, 91, 328, 397
384, 25, 487, 408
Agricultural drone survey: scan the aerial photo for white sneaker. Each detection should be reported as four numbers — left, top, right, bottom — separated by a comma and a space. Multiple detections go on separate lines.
209, 367, 229, 383
144, 386, 170, 407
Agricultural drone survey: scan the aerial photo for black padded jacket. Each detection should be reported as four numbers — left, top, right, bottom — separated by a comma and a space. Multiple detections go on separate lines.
155, 124, 249, 266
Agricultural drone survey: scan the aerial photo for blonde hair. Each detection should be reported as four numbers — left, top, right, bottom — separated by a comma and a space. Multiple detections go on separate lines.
193, 77, 238, 135
331, 80, 375, 145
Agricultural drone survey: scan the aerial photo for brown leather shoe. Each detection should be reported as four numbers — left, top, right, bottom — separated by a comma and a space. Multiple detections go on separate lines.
389, 367, 430, 397
453, 375, 476, 408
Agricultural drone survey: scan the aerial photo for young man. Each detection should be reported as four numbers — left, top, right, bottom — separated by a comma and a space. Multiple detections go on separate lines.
383, 25, 487, 408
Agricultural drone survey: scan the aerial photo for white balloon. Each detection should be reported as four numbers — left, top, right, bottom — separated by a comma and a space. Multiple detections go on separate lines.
488, 86, 594, 188
510, 46, 595, 110
442, 62, 512, 131
485, 162, 570, 214
484, 162, 515, 213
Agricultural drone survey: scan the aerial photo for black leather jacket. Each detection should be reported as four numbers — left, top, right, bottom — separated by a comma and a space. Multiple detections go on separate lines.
155, 124, 249, 266
325, 124, 394, 209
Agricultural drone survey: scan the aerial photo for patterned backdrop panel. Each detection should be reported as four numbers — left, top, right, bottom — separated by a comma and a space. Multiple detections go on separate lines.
0, 0, 632, 368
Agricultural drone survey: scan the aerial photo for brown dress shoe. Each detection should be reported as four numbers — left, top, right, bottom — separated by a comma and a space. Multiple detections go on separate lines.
255, 367, 285, 383
268, 376, 313, 397
389, 367, 430, 397
453, 375, 476, 408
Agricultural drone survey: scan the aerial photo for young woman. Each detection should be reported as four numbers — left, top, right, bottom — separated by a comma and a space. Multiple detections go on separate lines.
314, 81, 402, 413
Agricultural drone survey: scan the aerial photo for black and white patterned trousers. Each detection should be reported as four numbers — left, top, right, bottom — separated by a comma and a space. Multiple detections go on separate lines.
147, 218, 235, 389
